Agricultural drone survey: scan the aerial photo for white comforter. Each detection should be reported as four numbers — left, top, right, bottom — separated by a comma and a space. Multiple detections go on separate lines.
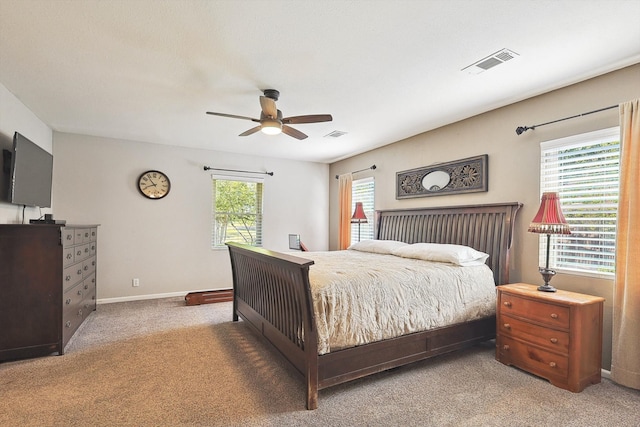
305, 250, 497, 355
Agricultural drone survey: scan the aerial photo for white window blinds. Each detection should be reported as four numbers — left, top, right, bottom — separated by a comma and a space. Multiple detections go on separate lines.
351, 177, 375, 244
539, 127, 620, 277
211, 175, 264, 248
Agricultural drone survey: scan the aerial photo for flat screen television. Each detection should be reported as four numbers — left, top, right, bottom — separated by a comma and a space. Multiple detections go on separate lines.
8, 132, 53, 208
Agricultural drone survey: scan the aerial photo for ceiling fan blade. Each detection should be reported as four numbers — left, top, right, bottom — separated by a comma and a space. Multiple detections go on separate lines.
259, 96, 278, 118
206, 112, 260, 122
282, 114, 333, 124
282, 125, 308, 140
239, 126, 262, 137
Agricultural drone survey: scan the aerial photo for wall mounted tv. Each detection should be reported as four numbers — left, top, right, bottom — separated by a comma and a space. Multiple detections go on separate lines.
8, 132, 53, 208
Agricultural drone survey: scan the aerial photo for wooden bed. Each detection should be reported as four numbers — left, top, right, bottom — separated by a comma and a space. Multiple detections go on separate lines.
226, 202, 522, 409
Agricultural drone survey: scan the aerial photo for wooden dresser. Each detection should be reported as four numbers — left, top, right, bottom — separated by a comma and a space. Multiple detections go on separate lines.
496, 283, 604, 392
0, 224, 98, 362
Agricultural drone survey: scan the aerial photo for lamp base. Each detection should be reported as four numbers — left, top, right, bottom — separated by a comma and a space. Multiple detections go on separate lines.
538, 267, 557, 292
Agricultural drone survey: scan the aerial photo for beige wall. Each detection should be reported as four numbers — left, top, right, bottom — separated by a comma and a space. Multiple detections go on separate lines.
329, 63, 640, 369
52, 133, 329, 302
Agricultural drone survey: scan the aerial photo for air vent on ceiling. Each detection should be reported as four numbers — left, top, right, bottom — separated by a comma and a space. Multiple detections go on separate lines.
462, 48, 519, 74
325, 130, 348, 138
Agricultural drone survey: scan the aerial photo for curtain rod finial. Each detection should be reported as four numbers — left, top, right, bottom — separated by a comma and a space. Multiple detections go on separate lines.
516, 126, 531, 135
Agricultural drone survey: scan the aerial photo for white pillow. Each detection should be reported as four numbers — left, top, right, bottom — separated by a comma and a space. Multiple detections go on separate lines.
348, 239, 409, 255
392, 243, 489, 266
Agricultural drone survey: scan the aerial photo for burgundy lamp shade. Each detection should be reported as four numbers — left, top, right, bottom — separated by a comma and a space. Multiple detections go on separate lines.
529, 192, 570, 292
350, 202, 368, 224
528, 192, 571, 235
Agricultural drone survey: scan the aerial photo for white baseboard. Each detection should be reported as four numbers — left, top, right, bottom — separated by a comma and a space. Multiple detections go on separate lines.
601, 369, 611, 380
97, 288, 232, 305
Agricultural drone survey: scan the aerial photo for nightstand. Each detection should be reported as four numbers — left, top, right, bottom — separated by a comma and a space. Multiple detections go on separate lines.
496, 283, 604, 392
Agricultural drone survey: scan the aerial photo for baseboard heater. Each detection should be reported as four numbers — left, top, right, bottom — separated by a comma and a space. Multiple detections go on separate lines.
184, 289, 234, 306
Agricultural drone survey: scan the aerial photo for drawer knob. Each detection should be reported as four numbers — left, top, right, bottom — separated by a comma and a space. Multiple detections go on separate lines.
77, 269, 82, 275
503, 323, 511, 329
549, 362, 557, 368
550, 338, 558, 344
550, 313, 559, 319
78, 309, 83, 316
503, 301, 512, 307
503, 345, 510, 351
65, 321, 71, 328
77, 290, 83, 296
65, 275, 71, 282
65, 298, 71, 305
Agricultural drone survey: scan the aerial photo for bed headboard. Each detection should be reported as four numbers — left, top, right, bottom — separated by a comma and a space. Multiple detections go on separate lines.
375, 202, 522, 285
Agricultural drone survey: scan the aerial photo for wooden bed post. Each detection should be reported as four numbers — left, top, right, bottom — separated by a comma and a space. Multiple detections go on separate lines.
306, 362, 319, 410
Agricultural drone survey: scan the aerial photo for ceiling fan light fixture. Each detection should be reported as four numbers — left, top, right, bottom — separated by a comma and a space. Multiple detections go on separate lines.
261, 119, 282, 135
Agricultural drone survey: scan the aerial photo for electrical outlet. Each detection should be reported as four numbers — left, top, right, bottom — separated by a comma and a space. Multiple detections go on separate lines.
132, 278, 140, 287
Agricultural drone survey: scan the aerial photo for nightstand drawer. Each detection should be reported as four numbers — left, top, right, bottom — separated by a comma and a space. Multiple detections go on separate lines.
499, 335, 569, 380
500, 293, 570, 329
498, 314, 569, 354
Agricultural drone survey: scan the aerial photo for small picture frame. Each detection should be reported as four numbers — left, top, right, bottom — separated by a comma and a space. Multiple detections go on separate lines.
288, 234, 301, 250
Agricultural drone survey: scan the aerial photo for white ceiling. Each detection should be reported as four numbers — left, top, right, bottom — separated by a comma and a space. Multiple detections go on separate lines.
1, 0, 639, 164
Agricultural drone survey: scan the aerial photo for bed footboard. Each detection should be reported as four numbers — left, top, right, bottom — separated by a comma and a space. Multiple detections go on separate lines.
226, 242, 320, 409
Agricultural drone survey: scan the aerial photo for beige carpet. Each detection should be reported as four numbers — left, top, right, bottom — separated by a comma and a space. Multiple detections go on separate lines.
1, 297, 638, 427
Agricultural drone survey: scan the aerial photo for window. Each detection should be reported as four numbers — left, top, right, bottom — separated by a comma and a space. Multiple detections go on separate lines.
351, 177, 375, 245
539, 127, 620, 277
211, 175, 263, 248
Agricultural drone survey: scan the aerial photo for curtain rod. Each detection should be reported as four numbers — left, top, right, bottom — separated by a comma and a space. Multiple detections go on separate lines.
335, 164, 377, 179
515, 104, 618, 135
203, 166, 274, 176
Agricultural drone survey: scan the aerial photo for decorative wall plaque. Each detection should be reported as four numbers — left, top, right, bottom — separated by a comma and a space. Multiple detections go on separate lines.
396, 154, 488, 199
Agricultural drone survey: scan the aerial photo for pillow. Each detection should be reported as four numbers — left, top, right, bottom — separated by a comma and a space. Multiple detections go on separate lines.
392, 243, 489, 266
347, 239, 409, 255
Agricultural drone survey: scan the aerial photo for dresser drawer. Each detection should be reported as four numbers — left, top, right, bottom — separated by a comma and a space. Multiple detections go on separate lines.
61, 228, 75, 247
498, 314, 569, 354
62, 310, 84, 345
63, 263, 84, 291
500, 293, 570, 329
63, 287, 83, 316
82, 256, 96, 277
74, 228, 92, 244
498, 335, 569, 380
63, 246, 75, 266
81, 285, 96, 317
73, 243, 91, 262
62, 282, 85, 343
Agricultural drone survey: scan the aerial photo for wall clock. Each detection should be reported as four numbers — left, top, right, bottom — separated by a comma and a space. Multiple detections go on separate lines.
137, 170, 171, 199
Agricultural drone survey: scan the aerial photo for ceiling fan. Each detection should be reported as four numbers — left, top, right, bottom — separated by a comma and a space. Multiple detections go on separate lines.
206, 89, 332, 140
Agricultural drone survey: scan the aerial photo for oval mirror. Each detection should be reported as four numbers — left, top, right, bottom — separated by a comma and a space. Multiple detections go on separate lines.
422, 170, 450, 192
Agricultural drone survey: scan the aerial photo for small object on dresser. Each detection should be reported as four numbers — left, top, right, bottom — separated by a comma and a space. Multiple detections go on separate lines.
496, 283, 604, 392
